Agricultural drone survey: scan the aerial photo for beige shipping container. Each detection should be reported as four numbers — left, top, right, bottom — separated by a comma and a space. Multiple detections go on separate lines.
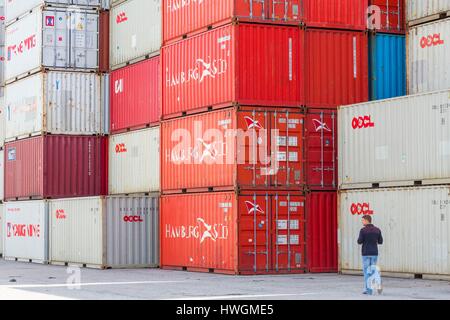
109, 127, 160, 195
407, 0, 450, 26
49, 196, 159, 268
110, 0, 161, 69
339, 90, 450, 189
339, 186, 450, 280
5, 71, 108, 141
408, 18, 450, 95
0, 95, 4, 147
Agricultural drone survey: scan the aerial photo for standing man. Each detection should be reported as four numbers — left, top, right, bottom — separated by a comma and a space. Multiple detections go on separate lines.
358, 215, 383, 295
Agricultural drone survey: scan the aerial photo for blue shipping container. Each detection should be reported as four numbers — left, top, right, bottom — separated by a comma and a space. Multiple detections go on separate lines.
369, 33, 406, 101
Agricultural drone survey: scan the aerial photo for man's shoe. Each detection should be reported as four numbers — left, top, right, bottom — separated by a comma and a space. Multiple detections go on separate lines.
362, 291, 369, 295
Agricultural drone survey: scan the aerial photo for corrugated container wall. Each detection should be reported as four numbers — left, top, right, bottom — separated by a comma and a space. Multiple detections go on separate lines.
3, 201, 49, 263
110, 56, 160, 133
0, 149, 4, 201
161, 191, 306, 275
99, 10, 110, 73
369, 0, 406, 34
306, 192, 338, 273
339, 90, 450, 189
305, 29, 369, 108
304, 109, 337, 190
0, 204, 3, 256
408, 18, 450, 95
110, 0, 161, 70
161, 107, 304, 193
5, 0, 104, 24
0, 97, 4, 146
369, 33, 406, 100
109, 127, 160, 195
339, 186, 450, 279
162, 23, 303, 119
407, 0, 450, 25
4, 135, 108, 200
162, 0, 369, 44
5, 71, 107, 141
5, 7, 99, 83
49, 196, 159, 268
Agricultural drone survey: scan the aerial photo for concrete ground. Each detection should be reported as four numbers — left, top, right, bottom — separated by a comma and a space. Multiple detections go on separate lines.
0, 260, 449, 300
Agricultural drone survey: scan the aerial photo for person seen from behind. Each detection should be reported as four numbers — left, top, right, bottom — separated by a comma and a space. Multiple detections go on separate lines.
358, 215, 383, 295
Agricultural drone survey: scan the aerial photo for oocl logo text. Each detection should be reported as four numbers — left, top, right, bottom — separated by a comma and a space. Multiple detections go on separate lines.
115, 143, 127, 154
352, 116, 375, 129
166, 56, 228, 87
350, 203, 374, 215
420, 34, 444, 48
123, 215, 144, 223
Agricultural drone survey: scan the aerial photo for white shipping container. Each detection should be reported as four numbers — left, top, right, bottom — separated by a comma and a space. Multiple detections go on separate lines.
0, 204, 3, 256
4, 71, 107, 141
339, 90, 450, 189
5, 6, 99, 83
49, 196, 159, 268
0, 95, 4, 146
5, 0, 103, 25
407, 0, 450, 25
408, 18, 450, 95
3, 200, 49, 263
109, 127, 160, 195
110, 0, 161, 69
0, 4, 5, 45
339, 186, 450, 279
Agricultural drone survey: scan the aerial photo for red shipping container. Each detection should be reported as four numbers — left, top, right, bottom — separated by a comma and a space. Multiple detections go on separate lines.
110, 57, 160, 133
99, 10, 110, 73
161, 191, 306, 275
369, 0, 406, 34
4, 136, 108, 200
303, 0, 368, 30
163, 0, 302, 44
162, 0, 369, 45
305, 29, 369, 108
304, 109, 337, 190
162, 23, 304, 119
306, 192, 338, 273
161, 107, 304, 193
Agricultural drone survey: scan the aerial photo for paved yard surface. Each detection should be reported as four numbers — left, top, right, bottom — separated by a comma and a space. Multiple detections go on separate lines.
0, 260, 449, 300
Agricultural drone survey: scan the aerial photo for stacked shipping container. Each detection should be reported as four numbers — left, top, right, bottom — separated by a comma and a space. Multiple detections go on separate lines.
2, 0, 109, 263
338, 3, 450, 280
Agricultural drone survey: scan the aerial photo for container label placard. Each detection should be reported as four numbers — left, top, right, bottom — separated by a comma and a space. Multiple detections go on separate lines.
277, 235, 299, 245
277, 220, 300, 230
7, 148, 16, 161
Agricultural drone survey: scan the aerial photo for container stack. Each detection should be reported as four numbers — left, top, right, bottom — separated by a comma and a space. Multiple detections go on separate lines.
368, 0, 406, 100
302, 1, 373, 274
338, 1, 450, 280
95, 0, 161, 269
2, 0, 108, 265
160, 1, 309, 275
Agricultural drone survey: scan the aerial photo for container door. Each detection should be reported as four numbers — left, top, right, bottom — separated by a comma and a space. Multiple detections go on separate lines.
42, 9, 71, 68
237, 110, 272, 188
271, 193, 305, 272
305, 109, 337, 190
235, 0, 267, 20
271, 111, 303, 188
70, 10, 99, 69
239, 193, 271, 273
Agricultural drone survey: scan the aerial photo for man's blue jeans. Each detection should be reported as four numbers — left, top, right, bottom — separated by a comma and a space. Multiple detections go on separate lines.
362, 256, 381, 294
